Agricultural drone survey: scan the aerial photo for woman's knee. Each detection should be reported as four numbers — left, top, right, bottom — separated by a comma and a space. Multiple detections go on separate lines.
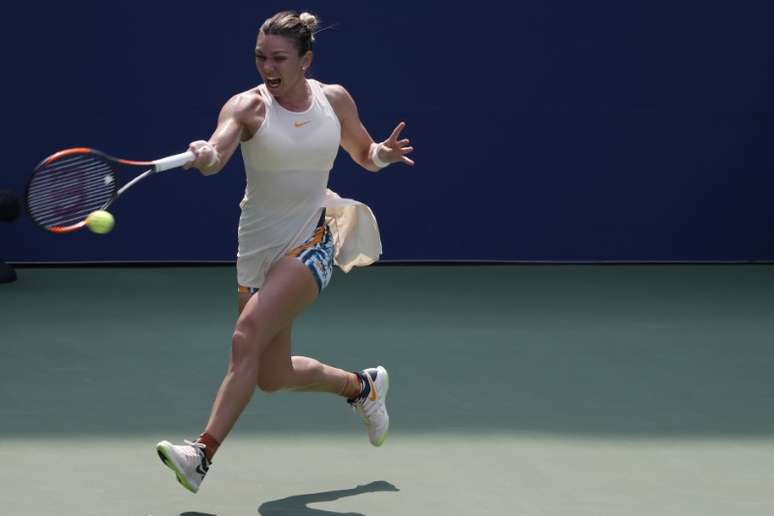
256, 370, 289, 393
257, 357, 323, 393
230, 328, 260, 373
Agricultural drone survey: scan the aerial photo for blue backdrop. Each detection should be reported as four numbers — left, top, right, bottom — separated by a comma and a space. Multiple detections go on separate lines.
3, 1, 774, 262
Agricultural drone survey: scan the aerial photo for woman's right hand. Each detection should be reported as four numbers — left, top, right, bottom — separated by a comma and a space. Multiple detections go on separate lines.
186, 140, 221, 175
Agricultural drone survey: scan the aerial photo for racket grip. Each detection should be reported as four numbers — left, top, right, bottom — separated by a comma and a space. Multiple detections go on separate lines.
153, 150, 195, 172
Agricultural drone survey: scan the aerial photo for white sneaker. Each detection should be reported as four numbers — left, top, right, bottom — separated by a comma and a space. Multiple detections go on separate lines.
350, 366, 390, 446
156, 440, 211, 494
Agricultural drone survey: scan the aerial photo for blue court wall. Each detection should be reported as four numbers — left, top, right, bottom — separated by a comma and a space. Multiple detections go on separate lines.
2, 1, 773, 262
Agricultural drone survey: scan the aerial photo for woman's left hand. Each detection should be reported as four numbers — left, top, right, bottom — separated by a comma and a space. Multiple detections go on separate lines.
378, 122, 415, 166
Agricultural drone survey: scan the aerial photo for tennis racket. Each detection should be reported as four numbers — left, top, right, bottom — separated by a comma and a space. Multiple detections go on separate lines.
25, 147, 194, 233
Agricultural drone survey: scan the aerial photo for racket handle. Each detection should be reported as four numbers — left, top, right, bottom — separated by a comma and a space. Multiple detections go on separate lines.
153, 150, 195, 172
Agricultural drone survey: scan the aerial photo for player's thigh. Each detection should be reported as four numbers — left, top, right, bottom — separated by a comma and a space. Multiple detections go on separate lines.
235, 256, 318, 346
258, 325, 293, 376
257, 324, 292, 385
238, 290, 253, 315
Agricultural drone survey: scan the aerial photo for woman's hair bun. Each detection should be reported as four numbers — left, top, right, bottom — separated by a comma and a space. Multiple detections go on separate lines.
299, 12, 318, 32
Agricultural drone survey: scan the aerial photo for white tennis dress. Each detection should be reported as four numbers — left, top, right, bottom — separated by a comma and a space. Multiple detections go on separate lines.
237, 79, 381, 289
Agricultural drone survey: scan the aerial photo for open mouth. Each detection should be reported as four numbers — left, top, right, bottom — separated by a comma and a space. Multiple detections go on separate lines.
266, 77, 282, 89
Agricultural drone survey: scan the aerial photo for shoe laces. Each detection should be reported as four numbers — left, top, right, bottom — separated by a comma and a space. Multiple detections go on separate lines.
182, 440, 208, 460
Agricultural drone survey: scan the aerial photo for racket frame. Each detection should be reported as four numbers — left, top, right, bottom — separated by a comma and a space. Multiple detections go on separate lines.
26, 147, 193, 233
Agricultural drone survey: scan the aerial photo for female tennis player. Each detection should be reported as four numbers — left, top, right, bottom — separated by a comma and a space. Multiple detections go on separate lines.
155, 11, 414, 494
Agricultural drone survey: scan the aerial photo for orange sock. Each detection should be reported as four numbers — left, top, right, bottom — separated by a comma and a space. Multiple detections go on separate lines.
196, 432, 220, 462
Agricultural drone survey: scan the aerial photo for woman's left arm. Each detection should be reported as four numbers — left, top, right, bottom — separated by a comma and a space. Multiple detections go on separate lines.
325, 84, 415, 172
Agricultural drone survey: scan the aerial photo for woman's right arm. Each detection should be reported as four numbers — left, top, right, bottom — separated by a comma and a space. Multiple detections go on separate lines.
186, 92, 264, 176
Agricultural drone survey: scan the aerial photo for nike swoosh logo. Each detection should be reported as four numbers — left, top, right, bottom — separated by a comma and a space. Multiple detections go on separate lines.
294, 121, 311, 128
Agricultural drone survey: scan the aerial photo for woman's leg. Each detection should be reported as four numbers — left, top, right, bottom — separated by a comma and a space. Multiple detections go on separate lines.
255, 323, 362, 397
157, 257, 319, 493
201, 256, 319, 443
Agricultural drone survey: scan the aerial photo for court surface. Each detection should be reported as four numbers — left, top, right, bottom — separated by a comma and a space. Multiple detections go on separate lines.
2, 265, 773, 515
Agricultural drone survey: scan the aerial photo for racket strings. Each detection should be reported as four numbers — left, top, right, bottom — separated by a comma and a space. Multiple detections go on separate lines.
27, 154, 117, 228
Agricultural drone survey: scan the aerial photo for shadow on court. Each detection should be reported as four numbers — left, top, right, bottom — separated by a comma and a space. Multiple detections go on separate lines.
2, 265, 774, 438
256, 481, 399, 516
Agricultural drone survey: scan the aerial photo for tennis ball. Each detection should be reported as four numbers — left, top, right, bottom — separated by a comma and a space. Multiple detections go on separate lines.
86, 210, 114, 234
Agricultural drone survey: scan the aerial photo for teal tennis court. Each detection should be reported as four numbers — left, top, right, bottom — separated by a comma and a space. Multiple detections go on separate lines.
2, 264, 773, 515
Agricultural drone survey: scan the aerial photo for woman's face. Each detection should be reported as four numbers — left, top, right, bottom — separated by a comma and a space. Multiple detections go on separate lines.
255, 33, 311, 96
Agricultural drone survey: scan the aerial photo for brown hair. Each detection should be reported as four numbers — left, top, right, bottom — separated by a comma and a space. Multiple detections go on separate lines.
259, 11, 319, 56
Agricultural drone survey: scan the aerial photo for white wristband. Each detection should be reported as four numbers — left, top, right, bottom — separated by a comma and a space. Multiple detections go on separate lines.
370, 143, 390, 169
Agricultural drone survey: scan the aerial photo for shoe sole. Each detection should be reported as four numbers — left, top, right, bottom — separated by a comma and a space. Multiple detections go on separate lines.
372, 366, 390, 447
156, 441, 199, 494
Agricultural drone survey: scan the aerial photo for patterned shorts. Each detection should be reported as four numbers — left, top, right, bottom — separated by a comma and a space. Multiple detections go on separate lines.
286, 223, 334, 292
238, 224, 334, 296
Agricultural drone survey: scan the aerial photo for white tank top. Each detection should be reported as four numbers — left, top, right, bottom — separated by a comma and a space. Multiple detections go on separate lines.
236, 79, 341, 288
